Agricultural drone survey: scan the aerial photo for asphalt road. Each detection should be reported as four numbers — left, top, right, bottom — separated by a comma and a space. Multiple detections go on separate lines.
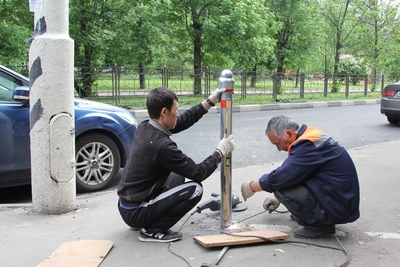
170, 104, 399, 168
1, 104, 398, 204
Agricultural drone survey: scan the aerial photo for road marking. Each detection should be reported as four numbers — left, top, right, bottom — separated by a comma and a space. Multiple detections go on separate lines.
366, 232, 400, 239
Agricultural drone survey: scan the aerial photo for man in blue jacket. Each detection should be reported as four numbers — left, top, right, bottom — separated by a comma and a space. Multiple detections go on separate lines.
241, 115, 360, 238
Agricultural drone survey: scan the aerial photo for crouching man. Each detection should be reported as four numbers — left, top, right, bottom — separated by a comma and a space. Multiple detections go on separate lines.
241, 115, 360, 238
118, 87, 235, 242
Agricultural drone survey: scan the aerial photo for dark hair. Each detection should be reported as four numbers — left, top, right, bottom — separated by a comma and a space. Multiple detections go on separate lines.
146, 87, 178, 119
265, 115, 299, 139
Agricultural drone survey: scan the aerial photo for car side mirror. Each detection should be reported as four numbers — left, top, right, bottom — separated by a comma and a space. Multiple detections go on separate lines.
13, 86, 30, 105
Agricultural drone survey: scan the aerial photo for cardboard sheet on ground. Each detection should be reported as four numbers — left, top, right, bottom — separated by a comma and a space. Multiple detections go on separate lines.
36, 240, 114, 267
194, 229, 290, 248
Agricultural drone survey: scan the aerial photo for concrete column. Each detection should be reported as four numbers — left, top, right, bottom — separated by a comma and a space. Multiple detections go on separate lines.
29, 0, 76, 214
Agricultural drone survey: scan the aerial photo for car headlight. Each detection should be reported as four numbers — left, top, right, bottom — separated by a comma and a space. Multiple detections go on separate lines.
115, 112, 138, 126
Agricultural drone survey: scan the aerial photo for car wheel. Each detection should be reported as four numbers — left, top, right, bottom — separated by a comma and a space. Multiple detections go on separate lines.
387, 116, 400, 124
75, 133, 121, 193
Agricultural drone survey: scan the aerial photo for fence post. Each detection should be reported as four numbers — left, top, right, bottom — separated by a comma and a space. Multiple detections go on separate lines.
324, 73, 328, 97
162, 65, 168, 87
300, 72, 305, 99
381, 73, 385, 91
241, 69, 247, 100
112, 64, 116, 105
345, 74, 349, 99
116, 66, 121, 106
272, 72, 277, 101
205, 67, 210, 96
364, 74, 368, 97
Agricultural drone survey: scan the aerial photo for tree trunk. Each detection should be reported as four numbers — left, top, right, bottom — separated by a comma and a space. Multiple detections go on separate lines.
139, 63, 146, 89
193, 28, 202, 95
250, 65, 257, 88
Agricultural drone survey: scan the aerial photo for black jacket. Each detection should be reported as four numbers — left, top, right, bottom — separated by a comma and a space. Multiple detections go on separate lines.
118, 103, 221, 206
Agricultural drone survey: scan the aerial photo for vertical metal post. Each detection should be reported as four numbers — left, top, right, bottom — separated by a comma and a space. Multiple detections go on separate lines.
218, 70, 234, 229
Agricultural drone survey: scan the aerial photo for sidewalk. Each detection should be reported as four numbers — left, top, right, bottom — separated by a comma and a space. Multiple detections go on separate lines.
1, 136, 399, 266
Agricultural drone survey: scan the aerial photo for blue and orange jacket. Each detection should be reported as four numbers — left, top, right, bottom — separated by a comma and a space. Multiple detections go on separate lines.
259, 125, 360, 227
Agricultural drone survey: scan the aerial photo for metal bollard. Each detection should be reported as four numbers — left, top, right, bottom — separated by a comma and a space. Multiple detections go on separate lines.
218, 70, 234, 229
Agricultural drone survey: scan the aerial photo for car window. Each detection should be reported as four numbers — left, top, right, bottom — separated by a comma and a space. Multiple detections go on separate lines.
0, 71, 23, 102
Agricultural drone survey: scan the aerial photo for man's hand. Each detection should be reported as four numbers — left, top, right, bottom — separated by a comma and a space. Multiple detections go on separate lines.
216, 135, 235, 156
208, 88, 226, 105
241, 181, 255, 202
263, 197, 280, 214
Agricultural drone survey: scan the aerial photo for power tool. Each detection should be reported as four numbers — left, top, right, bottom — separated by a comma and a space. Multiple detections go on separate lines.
194, 193, 246, 214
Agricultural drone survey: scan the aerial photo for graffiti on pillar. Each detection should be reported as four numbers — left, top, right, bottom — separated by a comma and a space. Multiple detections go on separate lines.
29, 16, 47, 47
30, 56, 43, 130
30, 56, 42, 87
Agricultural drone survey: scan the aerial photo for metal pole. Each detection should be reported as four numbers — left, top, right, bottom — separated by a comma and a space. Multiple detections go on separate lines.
218, 70, 234, 229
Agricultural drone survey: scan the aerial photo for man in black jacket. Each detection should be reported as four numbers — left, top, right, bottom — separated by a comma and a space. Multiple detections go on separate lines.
118, 87, 235, 243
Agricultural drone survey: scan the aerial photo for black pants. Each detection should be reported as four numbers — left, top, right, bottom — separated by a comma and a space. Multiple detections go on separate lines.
118, 173, 203, 233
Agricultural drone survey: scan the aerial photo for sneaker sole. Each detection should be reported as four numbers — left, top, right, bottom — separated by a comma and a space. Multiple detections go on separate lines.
138, 236, 182, 243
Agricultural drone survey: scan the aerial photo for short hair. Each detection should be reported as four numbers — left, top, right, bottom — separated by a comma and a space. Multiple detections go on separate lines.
146, 87, 178, 119
265, 115, 299, 139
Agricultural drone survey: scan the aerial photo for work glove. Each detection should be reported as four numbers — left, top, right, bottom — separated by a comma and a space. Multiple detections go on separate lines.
263, 197, 280, 214
216, 135, 235, 157
241, 181, 255, 202
208, 88, 226, 105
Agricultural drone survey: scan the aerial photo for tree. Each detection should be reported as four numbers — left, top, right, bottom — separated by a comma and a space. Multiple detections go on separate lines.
0, 0, 33, 66
205, 0, 277, 88
162, 0, 279, 94
263, 0, 320, 93
105, 1, 168, 89
355, 0, 400, 90
318, 0, 366, 92
70, 0, 133, 97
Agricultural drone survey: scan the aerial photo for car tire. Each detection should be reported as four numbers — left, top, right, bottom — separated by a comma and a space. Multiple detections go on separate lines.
387, 116, 400, 124
75, 133, 121, 193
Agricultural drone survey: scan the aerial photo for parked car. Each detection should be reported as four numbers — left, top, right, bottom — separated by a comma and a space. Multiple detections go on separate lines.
0, 65, 137, 192
381, 81, 400, 124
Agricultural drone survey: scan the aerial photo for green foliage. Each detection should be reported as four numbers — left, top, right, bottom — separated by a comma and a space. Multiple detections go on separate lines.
0, 0, 33, 65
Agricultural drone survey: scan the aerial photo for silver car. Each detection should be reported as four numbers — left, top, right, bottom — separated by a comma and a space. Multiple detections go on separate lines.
381, 81, 400, 124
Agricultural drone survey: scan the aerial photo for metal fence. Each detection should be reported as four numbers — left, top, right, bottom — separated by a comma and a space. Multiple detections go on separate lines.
8, 65, 398, 108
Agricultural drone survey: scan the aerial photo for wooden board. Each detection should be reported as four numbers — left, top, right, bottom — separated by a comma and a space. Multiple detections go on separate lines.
36, 240, 114, 267
193, 229, 290, 248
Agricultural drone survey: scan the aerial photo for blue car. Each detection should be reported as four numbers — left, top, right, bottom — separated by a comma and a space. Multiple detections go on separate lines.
0, 65, 137, 192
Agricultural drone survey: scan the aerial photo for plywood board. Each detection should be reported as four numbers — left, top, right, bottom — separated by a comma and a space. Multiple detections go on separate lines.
36, 240, 114, 267
193, 229, 290, 248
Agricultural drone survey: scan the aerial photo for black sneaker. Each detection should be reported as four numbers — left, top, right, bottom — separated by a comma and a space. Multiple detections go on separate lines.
293, 225, 335, 239
138, 229, 183, 243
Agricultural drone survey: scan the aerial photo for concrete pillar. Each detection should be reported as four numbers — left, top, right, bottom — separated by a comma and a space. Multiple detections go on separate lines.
29, 0, 76, 214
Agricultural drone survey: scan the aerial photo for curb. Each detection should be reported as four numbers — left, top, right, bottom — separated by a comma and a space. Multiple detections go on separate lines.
130, 99, 381, 119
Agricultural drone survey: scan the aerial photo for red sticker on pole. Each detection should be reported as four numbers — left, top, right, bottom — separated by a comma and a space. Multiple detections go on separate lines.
220, 100, 226, 108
